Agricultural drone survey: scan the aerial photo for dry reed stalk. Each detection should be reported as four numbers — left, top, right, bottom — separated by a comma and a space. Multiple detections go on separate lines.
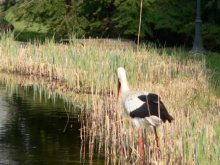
0, 37, 220, 164
79, 55, 219, 164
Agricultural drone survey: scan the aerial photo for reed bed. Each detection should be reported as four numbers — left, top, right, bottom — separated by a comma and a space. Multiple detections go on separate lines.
82, 52, 220, 164
0, 34, 219, 164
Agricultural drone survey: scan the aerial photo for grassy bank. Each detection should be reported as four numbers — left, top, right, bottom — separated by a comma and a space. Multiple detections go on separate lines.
0, 34, 219, 164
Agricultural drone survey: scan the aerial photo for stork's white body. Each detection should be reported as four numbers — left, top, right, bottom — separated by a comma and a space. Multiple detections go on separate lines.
121, 91, 162, 128
117, 67, 174, 155
117, 67, 161, 128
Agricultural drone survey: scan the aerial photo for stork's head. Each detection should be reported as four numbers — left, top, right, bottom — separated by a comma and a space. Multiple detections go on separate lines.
117, 67, 129, 99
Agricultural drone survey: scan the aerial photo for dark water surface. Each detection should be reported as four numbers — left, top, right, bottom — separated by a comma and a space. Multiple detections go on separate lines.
0, 85, 103, 165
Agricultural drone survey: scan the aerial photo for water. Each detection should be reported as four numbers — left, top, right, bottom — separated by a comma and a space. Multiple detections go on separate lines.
0, 85, 103, 165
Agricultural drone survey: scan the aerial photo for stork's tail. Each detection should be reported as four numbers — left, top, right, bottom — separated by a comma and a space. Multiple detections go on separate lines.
167, 115, 174, 123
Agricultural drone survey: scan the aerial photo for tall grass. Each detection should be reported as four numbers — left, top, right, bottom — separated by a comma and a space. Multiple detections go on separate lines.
0, 33, 219, 164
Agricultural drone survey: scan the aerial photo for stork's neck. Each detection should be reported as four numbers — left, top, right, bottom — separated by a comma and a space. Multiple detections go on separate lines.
121, 79, 130, 94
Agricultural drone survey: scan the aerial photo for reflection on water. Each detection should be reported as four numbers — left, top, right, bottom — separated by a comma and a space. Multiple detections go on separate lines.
0, 85, 103, 165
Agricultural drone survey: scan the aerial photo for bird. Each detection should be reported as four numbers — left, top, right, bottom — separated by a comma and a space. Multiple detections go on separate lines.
117, 67, 174, 158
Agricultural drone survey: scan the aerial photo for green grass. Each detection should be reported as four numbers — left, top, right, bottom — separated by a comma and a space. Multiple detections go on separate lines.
206, 52, 220, 71
151, 47, 220, 97
0, 34, 220, 164
205, 52, 220, 97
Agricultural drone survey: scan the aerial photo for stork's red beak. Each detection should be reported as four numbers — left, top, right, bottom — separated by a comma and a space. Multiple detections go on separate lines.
117, 79, 121, 100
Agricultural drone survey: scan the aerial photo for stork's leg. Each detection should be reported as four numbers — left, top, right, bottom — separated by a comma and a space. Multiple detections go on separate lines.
139, 128, 144, 165
153, 127, 161, 154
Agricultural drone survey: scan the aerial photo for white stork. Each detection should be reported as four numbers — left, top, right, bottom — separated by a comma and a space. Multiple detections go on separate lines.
117, 67, 174, 157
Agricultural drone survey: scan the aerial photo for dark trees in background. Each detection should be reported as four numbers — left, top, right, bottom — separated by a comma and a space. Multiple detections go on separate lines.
0, 0, 15, 32
2, 0, 16, 10
3, 0, 220, 51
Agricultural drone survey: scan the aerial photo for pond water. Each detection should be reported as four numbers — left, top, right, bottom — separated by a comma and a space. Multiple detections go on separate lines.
0, 84, 103, 165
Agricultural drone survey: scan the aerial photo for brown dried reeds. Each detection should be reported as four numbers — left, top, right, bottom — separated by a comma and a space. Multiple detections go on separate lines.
78, 52, 220, 164
0, 36, 219, 164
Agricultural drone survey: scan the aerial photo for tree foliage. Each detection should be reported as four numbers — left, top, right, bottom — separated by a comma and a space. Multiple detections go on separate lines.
4, 0, 220, 51
8, 0, 75, 38
2, 0, 16, 10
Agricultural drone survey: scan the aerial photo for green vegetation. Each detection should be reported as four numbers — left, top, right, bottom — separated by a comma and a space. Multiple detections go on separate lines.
0, 34, 219, 164
0, 0, 219, 163
161, 49, 220, 97
0, 0, 219, 51
206, 52, 220, 71
205, 52, 220, 97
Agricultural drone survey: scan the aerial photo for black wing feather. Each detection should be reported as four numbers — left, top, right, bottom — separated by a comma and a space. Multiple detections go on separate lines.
129, 103, 150, 118
130, 93, 174, 123
138, 93, 160, 102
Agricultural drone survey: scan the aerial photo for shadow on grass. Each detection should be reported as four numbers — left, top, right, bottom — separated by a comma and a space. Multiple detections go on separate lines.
13, 31, 61, 43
